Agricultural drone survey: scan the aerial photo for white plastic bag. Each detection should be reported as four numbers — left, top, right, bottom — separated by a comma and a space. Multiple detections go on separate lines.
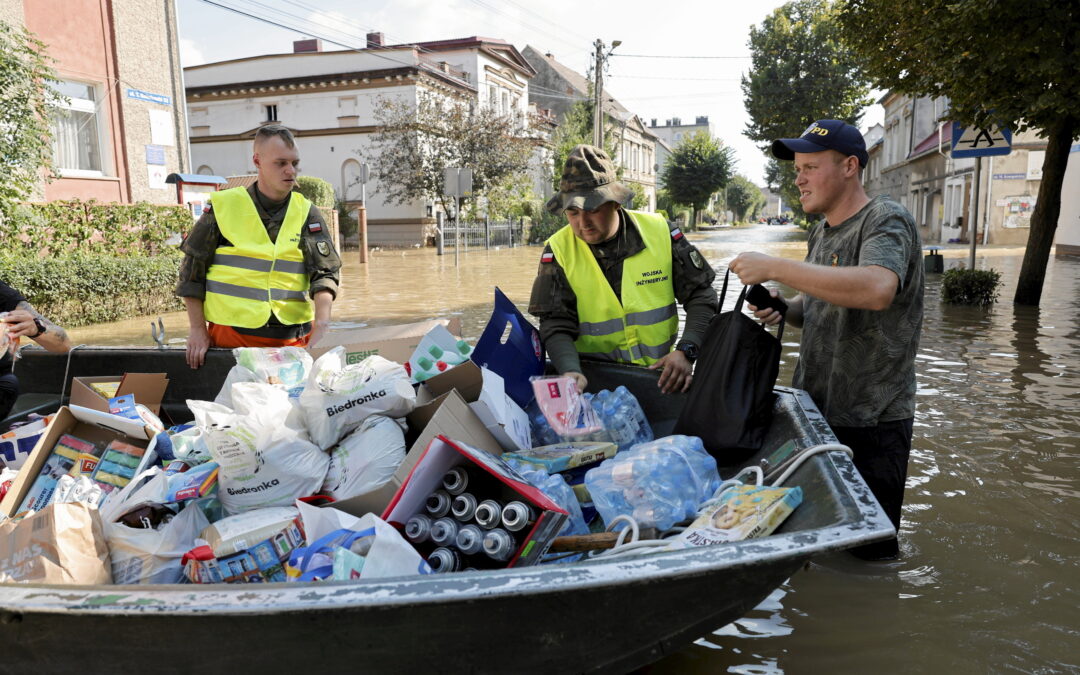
105, 503, 209, 584
189, 383, 329, 514
215, 347, 313, 408
300, 347, 416, 451
296, 501, 431, 578
322, 415, 406, 501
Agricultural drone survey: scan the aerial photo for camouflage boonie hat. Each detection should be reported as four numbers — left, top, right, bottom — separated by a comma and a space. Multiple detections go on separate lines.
545, 144, 634, 214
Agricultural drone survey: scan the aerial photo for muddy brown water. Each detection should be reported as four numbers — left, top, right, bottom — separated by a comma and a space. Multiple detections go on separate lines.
71, 226, 1080, 673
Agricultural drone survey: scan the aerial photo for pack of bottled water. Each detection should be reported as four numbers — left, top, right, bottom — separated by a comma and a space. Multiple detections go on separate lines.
584, 435, 721, 531
530, 386, 653, 451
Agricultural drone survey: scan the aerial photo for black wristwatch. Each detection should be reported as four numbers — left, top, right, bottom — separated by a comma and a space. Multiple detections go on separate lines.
31, 317, 46, 338
676, 340, 699, 362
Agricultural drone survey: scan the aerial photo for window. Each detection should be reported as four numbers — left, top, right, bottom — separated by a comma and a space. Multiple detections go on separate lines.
264, 104, 278, 122
489, 85, 497, 110
51, 80, 105, 175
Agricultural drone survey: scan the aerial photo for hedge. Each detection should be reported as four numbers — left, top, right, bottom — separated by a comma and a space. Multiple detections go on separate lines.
941, 267, 1002, 306
295, 176, 335, 208
1, 200, 190, 259
0, 254, 183, 328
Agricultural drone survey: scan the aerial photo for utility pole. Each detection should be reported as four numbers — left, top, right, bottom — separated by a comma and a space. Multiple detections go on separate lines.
593, 39, 604, 147
592, 39, 621, 148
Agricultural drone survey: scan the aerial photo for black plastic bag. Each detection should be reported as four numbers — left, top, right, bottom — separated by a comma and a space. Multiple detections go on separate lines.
673, 270, 784, 465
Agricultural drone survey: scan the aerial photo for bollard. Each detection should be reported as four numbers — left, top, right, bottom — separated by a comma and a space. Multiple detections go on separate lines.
358, 206, 368, 264
436, 211, 444, 256
924, 246, 943, 274
484, 215, 491, 250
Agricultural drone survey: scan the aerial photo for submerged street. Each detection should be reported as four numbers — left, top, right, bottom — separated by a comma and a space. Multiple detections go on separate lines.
74, 223, 1080, 673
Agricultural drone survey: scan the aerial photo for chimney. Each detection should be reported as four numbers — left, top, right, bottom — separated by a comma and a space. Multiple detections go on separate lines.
293, 39, 322, 53
545, 52, 553, 58
367, 32, 384, 48
650, 118, 656, 127
671, 116, 681, 126
696, 115, 709, 125
439, 61, 451, 73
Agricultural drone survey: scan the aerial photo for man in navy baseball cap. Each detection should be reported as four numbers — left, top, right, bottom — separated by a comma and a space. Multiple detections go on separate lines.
771, 119, 869, 167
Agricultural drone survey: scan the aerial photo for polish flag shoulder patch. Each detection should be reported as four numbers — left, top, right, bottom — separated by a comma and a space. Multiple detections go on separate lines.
307, 221, 322, 232
541, 252, 555, 263
671, 228, 684, 240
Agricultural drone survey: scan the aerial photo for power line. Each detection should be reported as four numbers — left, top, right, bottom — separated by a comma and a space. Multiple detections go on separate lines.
608, 74, 744, 82
612, 53, 752, 60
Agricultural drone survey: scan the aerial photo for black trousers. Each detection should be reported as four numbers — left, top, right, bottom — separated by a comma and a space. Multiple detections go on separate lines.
832, 418, 914, 560
0, 372, 18, 426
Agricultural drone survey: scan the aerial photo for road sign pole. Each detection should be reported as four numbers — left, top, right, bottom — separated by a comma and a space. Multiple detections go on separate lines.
969, 156, 980, 270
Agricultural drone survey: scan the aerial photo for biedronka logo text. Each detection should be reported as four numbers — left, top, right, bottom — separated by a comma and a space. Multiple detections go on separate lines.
326, 389, 387, 417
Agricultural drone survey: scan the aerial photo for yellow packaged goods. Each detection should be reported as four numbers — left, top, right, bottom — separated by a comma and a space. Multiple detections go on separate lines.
676, 485, 803, 547
89, 381, 122, 399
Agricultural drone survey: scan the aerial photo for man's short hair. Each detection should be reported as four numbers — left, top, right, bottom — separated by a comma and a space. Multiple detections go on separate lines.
254, 124, 296, 149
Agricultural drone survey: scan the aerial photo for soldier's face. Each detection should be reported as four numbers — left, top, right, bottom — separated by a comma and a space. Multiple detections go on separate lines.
253, 136, 300, 201
566, 202, 620, 244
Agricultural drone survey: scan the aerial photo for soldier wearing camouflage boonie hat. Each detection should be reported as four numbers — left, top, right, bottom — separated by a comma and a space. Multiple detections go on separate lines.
529, 144, 718, 397
545, 145, 634, 214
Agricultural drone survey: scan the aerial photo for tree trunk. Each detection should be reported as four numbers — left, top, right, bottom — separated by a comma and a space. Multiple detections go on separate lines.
1014, 116, 1078, 305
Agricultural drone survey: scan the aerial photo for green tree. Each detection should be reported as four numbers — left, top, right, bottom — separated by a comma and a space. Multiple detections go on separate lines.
661, 131, 734, 228
727, 175, 767, 223
837, 0, 1079, 306
741, 0, 871, 220
549, 98, 619, 195
0, 21, 62, 223
361, 92, 535, 217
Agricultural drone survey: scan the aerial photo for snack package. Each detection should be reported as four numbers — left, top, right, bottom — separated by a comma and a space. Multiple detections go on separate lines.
674, 484, 803, 547
530, 376, 602, 437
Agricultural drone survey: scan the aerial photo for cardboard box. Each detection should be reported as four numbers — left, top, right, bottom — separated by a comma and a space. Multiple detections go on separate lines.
383, 435, 568, 567
416, 361, 532, 453
0, 405, 160, 518
309, 318, 463, 365
69, 373, 169, 416
328, 389, 503, 518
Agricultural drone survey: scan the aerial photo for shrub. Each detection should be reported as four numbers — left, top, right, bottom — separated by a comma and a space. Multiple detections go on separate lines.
941, 267, 1002, 306
1, 200, 190, 258
295, 176, 335, 207
527, 210, 564, 245
0, 253, 183, 327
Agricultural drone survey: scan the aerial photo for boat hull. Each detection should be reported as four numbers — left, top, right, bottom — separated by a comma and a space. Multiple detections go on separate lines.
0, 347, 893, 672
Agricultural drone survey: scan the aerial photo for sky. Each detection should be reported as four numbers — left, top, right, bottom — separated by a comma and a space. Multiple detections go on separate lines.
176, 0, 883, 186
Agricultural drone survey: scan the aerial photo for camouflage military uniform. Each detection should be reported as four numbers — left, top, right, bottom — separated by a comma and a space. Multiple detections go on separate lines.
529, 208, 717, 374
175, 182, 342, 339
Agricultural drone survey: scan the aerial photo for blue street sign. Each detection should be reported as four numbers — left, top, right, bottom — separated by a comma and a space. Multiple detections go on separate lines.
126, 88, 172, 106
951, 122, 1012, 158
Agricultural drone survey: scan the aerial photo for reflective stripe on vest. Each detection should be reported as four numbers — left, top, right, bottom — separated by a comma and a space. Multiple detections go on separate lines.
547, 210, 678, 366
203, 187, 314, 329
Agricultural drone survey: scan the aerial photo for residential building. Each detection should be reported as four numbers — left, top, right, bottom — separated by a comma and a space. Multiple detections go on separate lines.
1055, 144, 1080, 256
521, 46, 658, 211
650, 116, 725, 216
871, 90, 1054, 247
186, 34, 536, 246
1, 0, 189, 204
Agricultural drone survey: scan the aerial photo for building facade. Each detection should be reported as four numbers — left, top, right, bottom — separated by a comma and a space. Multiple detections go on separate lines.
187, 34, 536, 246
1, 0, 189, 204
522, 46, 658, 211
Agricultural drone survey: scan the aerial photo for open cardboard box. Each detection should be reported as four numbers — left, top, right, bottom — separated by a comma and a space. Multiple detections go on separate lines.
309, 318, 462, 365
327, 389, 503, 518
383, 435, 567, 567
416, 361, 531, 453
69, 373, 169, 416
0, 405, 160, 518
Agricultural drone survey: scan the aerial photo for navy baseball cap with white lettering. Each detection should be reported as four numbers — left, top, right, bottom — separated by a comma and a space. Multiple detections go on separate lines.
771, 119, 869, 167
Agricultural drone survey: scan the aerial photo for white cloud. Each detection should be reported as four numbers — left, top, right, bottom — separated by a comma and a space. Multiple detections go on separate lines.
178, 37, 206, 67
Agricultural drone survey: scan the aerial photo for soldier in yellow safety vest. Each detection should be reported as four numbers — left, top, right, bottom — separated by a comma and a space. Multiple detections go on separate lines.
176, 125, 341, 369
529, 145, 717, 394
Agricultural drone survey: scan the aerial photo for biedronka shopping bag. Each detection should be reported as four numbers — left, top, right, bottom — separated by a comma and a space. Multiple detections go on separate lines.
673, 269, 784, 465
0, 502, 112, 584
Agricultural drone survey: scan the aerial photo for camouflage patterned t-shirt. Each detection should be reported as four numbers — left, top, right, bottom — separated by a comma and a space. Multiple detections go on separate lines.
792, 195, 924, 428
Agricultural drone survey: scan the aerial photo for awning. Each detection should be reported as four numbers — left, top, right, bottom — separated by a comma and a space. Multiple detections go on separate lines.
166, 173, 227, 185
909, 123, 953, 159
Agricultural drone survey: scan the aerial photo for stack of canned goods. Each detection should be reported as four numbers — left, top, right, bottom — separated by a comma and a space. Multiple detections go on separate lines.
404, 465, 536, 573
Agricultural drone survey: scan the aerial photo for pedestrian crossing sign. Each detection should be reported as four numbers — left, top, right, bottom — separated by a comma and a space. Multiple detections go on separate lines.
951, 122, 1013, 158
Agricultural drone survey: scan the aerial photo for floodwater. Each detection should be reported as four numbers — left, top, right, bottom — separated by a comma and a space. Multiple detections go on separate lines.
70, 225, 1080, 674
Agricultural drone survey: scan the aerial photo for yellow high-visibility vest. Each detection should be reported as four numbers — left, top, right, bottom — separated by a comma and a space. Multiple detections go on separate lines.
548, 210, 678, 365
203, 187, 314, 328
